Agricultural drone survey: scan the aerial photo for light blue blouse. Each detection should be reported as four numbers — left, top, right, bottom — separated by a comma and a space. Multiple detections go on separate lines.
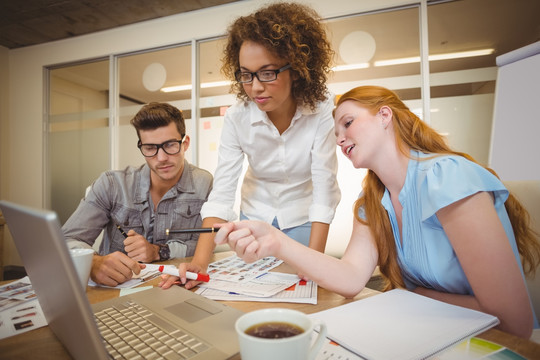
368, 150, 538, 326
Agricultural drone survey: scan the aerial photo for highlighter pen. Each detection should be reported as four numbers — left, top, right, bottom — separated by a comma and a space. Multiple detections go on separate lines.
158, 265, 210, 282
165, 227, 215, 236
116, 224, 128, 238
143, 263, 210, 282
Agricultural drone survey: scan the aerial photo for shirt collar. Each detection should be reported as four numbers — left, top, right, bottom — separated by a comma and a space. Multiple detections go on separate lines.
134, 160, 194, 203
173, 159, 195, 194
135, 164, 151, 204
247, 100, 320, 127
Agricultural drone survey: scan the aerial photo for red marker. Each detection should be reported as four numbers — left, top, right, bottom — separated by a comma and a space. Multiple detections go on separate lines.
156, 265, 210, 282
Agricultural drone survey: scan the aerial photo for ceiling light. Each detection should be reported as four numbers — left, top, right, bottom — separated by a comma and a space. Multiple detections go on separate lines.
374, 48, 495, 67
161, 84, 191, 92
161, 80, 231, 93
332, 63, 370, 72
375, 56, 420, 67
429, 48, 494, 61
339, 31, 376, 64
201, 80, 231, 89
142, 63, 167, 92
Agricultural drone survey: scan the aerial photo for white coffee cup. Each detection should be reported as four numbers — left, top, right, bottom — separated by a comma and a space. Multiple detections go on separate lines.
235, 308, 327, 360
69, 248, 94, 290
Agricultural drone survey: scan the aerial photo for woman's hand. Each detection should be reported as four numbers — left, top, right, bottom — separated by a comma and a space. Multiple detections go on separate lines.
215, 220, 286, 263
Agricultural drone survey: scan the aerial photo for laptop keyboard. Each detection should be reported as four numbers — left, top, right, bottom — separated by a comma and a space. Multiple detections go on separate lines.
95, 300, 210, 359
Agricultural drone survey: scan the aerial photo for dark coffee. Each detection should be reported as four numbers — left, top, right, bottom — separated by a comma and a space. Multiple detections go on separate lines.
245, 321, 304, 339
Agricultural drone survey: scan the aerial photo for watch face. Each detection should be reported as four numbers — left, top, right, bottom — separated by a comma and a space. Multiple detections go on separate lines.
159, 244, 170, 261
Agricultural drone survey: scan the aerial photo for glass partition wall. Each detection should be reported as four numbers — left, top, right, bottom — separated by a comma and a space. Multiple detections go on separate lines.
116, 44, 192, 170
426, 0, 540, 166
46, 0, 540, 246
47, 44, 193, 223
324, 6, 421, 256
48, 59, 110, 223
197, 37, 232, 176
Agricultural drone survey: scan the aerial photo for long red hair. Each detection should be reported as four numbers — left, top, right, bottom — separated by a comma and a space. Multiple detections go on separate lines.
336, 86, 540, 290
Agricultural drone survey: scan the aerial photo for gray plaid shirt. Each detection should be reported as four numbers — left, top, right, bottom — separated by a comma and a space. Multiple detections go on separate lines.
63, 160, 212, 259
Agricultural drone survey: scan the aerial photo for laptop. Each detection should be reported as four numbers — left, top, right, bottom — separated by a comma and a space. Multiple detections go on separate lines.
0, 200, 243, 360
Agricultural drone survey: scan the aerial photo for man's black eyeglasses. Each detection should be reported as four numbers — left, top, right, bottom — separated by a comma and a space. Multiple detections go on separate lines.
137, 137, 184, 157
235, 64, 291, 84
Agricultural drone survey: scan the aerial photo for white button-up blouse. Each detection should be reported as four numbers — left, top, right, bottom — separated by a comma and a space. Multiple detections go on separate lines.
201, 95, 341, 229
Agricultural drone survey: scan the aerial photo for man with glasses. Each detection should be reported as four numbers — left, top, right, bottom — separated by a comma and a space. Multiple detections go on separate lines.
63, 102, 212, 286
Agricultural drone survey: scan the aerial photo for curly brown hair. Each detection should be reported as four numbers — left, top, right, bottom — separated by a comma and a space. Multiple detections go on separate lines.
221, 2, 334, 110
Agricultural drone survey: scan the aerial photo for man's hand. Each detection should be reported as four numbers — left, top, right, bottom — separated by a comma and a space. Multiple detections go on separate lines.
158, 262, 205, 290
90, 252, 143, 287
123, 229, 159, 262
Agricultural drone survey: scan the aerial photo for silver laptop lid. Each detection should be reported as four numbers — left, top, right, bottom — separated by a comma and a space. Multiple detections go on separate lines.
0, 200, 111, 359
1, 200, 243, 360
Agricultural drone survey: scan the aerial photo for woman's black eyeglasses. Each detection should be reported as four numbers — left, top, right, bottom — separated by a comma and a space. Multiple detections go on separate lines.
235, 64, 291, 84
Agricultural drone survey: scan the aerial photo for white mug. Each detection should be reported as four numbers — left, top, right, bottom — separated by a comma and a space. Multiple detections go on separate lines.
69, 248, 94, 290
235, 308, 327, 360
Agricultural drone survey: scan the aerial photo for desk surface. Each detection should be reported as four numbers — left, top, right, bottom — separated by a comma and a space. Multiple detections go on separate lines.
1, 251, 539, 359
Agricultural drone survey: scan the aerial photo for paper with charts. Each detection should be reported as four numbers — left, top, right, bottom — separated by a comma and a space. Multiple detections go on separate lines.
196, 255, 317, 303
196, 272, 317, 304
206, 255, 283, 282
0, 277, 47, 339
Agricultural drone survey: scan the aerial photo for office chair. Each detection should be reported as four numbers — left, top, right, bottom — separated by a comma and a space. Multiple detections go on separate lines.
503, 180, 540, 342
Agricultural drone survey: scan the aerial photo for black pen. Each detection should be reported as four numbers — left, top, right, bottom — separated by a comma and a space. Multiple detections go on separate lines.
116, 224, 128, 238
166, 227, 215, 236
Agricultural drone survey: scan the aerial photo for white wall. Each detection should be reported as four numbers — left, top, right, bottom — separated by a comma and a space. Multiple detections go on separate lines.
0, 45, 8, 196
0, 45, 9, 198
0, 44, 13, 266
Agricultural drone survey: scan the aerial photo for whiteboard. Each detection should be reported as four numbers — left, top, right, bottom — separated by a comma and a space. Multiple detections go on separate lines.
489, 41, 540, 180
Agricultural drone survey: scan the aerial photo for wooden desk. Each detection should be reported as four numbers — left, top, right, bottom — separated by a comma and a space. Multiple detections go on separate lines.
1, 252, 539, 359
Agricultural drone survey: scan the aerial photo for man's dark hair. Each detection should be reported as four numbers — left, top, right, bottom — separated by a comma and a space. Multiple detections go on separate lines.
130, 102, 185, 139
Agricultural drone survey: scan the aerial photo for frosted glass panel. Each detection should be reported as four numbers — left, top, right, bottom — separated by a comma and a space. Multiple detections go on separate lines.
325, 6, 421, 257
427, 0, 539, 165
326, 7, 421, 96
198, 38, 230, 174
197, 38, 243, 217
118, 45, 192, 168
48, 60, 110, 224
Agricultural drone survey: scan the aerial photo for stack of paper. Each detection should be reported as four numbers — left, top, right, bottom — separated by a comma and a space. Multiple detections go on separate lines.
196, 275, 318, 304
196, 255, 318, 304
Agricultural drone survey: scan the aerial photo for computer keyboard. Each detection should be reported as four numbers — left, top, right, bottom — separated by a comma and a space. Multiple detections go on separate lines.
95, 300, 210, 359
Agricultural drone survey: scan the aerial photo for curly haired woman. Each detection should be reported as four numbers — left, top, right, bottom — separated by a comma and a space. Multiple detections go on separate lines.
161, 2, 341, 290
